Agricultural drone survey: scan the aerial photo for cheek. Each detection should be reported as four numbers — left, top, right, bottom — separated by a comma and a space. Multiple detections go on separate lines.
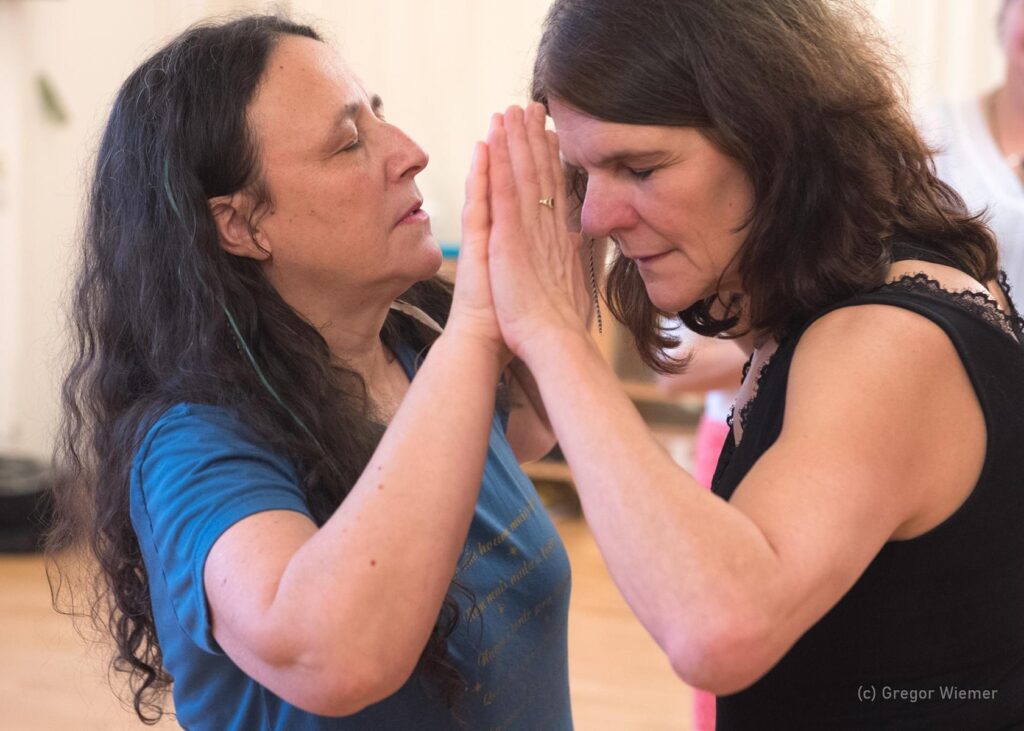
283, 187, 382, 251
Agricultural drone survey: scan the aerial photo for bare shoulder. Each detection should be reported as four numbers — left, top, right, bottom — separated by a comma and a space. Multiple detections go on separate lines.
790, 300, 964, 397
794, 256, 1010, 375
887, 258, 1011, 312
778, 298, 985, 539
786, 300, 978, 462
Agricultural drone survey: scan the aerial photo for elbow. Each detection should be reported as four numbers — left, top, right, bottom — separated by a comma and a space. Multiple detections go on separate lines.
665, 609, 780, 696
249, 636, 419, 717
526, 431, 559, 464
302, 664, 412, 717
513, 428, 558, 465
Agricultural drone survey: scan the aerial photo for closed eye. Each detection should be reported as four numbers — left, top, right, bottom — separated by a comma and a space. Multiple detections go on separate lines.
628, 167, 654, 181
338, 136, 362, 153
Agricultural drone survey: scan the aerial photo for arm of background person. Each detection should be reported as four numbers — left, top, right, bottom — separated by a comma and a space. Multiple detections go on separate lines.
656, 332, 748, 396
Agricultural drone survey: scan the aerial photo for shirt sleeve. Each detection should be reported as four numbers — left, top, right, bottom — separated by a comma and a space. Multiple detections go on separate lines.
131, 404, 313, 653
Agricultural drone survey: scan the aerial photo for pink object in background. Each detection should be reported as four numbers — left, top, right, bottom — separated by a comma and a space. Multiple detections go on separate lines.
691, 412, 732, 730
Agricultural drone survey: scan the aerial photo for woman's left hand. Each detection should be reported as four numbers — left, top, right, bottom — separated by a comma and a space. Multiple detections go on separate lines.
485, 104, 593, 360
446, 139, 511, 366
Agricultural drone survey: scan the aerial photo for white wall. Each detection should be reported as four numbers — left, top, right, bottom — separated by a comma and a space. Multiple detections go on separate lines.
0, 0, 262, 457
0, 4, 26, 451
869, 0, 1005, 105
0, 0, 1011, 457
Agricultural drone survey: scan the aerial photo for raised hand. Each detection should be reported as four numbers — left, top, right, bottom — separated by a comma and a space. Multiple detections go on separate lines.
485, 104, 592, 360
446, 138, 509, 363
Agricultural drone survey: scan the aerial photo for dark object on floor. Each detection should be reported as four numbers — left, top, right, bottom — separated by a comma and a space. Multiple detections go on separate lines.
0, 456, 53, 553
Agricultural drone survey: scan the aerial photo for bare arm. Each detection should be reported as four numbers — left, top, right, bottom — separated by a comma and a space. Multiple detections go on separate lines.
505, 229, 608, 464
484, 104, 986, 694
515, 304, 983, 693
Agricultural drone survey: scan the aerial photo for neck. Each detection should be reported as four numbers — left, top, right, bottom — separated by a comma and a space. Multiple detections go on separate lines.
272, 278, 402, 383
1003, 67, 1024, 111
316, 299, 412, 422
321, 311, 396, 382
716, 292, 768, 355
988, 83, 1024, 156
732, 329, 773, 357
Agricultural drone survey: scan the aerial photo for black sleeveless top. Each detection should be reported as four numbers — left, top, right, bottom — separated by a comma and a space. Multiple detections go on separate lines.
711, 244, 1024, 730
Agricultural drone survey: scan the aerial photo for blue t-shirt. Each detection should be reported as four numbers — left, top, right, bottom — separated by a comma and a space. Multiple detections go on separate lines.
130, 342, 573, 730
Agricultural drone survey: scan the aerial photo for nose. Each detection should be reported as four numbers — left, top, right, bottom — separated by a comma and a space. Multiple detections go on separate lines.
580, 176, 636, 238
386, 124, 429, 182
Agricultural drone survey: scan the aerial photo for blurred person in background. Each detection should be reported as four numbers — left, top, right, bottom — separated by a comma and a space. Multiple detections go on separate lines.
920, 0, 1024, 295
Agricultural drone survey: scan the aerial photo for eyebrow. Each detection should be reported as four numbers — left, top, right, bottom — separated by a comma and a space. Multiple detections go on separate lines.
592, 149, 665, 167
329, 94, 385, 132
563, 148, 666, 171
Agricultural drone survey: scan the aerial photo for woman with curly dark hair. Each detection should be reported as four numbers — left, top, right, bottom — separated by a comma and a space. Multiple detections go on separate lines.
49, 14, 572, 730
479, 0, 1024, 728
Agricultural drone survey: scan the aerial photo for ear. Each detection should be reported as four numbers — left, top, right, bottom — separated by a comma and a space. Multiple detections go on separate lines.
208, 192, 271, 261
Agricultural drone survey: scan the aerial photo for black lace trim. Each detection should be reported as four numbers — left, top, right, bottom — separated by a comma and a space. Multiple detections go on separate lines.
726, 353, 755, 430
875, 272, 1023, 342
739, 357, 776, 433
727, 352, 777, 436
997, 270, 1024, 339
723, 270, 1021, 450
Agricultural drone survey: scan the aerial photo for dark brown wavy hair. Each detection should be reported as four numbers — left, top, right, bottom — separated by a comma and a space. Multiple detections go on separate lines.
48, 14, 467, 723
532, 0, 998, 371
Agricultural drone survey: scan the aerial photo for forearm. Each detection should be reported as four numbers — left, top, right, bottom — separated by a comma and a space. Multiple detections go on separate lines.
520, 329, 781, 678
270, 330, 502, 683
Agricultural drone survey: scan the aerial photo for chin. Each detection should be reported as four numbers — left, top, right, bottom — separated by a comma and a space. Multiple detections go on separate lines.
644, 283, 701, 314
412, 235, 444, 280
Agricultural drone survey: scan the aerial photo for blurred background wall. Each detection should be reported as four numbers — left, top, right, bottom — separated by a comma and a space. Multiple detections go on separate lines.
0, 0, 1006, 458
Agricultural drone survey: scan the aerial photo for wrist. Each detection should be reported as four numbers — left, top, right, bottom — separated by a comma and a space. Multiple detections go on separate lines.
517, 325, 596, 373
435, 324, 508, 374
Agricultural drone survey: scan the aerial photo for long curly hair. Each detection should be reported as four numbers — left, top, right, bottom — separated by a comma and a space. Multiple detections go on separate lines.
532, 0, 998, 371
48, 14, 465, 723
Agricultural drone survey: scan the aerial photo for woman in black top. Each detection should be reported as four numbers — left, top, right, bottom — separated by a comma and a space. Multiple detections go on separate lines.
474, 0, 1024, 728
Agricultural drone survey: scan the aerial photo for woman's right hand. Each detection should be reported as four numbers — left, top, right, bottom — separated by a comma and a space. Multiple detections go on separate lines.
445, 136, 511, 365
484, 105, 593, 362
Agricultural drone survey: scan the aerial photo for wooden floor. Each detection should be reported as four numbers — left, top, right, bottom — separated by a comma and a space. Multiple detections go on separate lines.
0, 518, 693, 730
557, 518, 693, 730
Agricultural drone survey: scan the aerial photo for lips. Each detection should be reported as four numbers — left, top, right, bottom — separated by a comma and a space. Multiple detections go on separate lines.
632, 251, 671, 265
618, 241, 671, 263
396, 199, 424, 225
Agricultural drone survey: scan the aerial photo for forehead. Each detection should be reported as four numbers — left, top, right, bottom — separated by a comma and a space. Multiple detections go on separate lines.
548, 98, 687, 166
248, 36, 366, 146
